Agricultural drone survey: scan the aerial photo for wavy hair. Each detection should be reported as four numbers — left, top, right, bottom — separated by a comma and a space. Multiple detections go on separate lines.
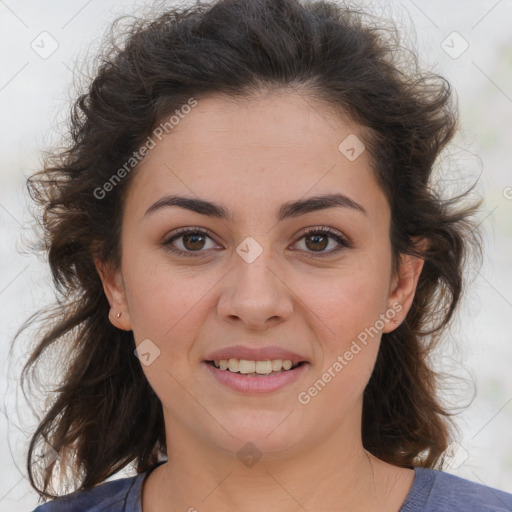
17, 0, 483, 501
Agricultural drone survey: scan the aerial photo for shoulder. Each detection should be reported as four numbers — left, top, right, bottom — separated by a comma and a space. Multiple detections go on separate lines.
401, 467, 512, 512
30, 473, 144, 512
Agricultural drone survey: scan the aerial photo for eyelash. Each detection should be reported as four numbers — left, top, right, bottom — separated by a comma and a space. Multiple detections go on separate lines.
161, 226, 352, 259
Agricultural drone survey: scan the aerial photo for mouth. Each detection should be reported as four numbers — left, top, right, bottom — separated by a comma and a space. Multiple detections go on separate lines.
205, 359, 307, 377
203, 357, 310, 393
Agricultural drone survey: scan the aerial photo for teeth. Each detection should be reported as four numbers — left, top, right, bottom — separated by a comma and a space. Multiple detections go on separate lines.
282, 360, 293, 370
256, 360, 272, 374
271, 359, 282, 371
239, 360, 255, 374
212, 358, 299, 374
228, 358, 239, 372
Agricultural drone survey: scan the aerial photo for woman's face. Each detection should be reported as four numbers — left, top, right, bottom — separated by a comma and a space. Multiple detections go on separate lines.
100, 90, 423, 460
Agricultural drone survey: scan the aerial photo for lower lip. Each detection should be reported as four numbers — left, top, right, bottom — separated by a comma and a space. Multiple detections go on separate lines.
203, 361, 309, 394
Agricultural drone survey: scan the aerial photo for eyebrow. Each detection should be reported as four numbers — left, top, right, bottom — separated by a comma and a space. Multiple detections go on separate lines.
144, 193, 367, 221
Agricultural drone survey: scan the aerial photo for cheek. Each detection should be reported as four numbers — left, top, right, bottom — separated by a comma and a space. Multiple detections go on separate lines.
305, 256, 390, 337
300, 274, 385, 417
299, 255, 389, 393
123, 262, 212, 401
126, 268, 203, 336
122, 246, 217, 361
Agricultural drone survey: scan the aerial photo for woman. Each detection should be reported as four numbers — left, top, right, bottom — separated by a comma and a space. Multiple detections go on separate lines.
20, 0, 512, 510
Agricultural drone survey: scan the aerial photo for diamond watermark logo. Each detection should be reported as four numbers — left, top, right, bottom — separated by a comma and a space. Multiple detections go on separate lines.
338, 134, 365, 161
443, 441, 469, 469
31, 31, 59, 59
35, 440, 59, 469
134, 338, 161, 366
441, 32, 469, 59
237, 442, 262, 468
236, 237, 263, 264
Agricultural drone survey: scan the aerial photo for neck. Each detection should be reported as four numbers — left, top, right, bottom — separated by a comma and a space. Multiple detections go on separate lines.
141, 412, 407, 512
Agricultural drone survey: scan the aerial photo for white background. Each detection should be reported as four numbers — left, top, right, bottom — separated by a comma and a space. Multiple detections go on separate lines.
1, 0, 511, 510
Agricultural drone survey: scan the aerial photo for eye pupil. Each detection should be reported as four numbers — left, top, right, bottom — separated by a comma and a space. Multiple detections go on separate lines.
183, 233, 205, 251
305, 233, 328, 251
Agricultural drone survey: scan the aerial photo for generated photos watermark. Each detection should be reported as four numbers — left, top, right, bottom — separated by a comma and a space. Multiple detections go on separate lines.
297, 303, 403, 405
93, 97, 198, 200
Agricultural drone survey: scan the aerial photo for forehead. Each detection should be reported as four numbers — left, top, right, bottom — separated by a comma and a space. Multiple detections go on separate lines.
124, 91, 389, 225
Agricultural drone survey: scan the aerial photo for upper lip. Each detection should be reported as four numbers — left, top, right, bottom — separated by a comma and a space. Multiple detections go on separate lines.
204, 345, 309, 365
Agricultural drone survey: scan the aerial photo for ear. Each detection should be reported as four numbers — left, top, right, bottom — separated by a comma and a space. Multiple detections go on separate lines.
382, 237, 429, 334
94, 257, 132, 331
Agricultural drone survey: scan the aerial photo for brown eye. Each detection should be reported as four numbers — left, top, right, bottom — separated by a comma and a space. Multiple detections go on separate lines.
162, 227, 219, 257
304, 232, 329, 252
182, 232, 207, 251
293, 227, 351, 257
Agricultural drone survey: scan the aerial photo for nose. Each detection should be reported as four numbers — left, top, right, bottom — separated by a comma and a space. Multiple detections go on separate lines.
216, 246, 294, 330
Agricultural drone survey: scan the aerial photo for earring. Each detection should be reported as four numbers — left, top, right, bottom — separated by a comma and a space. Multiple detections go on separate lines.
116, 312, 122, 319
394, 320, 400, 324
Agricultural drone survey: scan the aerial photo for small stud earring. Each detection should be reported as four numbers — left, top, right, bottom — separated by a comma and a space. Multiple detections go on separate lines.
116, 312, 122, 319
394, 320, 400, 324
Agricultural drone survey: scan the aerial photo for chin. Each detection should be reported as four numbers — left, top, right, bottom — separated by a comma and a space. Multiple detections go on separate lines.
204, 411, 309, 458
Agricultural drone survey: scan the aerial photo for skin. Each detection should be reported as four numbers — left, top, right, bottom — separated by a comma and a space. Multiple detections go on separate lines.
97, 89, 426, 512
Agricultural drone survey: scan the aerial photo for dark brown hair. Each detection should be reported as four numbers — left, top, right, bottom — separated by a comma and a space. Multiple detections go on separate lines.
18, 0, 483, 501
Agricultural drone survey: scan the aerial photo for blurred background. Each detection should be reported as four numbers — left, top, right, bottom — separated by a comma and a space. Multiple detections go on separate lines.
1, 0, 511, 510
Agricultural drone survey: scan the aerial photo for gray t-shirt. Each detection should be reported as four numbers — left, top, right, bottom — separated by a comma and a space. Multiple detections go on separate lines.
32, 460, 512, 511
